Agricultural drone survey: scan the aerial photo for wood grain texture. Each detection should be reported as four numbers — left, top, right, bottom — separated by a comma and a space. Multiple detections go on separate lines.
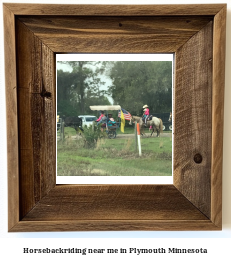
3, 4, 19, 231
4, 3, 226, 231
14, 185, 218, 232
18, 16, 213, 53
211, 5, 226, 228
16, 19, 56, 218
3, 3, 225, 16
22, 185, 207, 221
11, 220, 218, 232
174, 22, 213, 218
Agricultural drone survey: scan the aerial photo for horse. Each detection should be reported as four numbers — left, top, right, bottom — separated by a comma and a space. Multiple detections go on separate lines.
63, 116, 83, 132
129, 115, 163, 137
129, 116, 146, 135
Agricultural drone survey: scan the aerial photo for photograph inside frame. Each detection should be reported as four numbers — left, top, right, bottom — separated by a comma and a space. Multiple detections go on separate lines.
56, 54, 174, 184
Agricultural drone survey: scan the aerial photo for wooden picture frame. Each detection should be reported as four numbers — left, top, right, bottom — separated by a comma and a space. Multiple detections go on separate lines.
4, 3, 226, 231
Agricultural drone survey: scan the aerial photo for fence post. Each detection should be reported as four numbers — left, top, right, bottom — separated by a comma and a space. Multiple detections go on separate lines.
137, 123, 142, 156
60, 120, 64, 141
134, 122, 137, 152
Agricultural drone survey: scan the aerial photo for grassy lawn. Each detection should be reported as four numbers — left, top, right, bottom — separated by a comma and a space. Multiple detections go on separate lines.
57, 125, 171, 137
57, 127, 172, 176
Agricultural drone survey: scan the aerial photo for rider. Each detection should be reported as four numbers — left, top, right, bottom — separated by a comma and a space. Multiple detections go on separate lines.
97, 113, 108, 131
96, 111, 104, 122
107, 114, 116, 127
142, 105, 149, 126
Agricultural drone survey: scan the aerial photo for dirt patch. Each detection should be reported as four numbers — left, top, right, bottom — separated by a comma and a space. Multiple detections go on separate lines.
57, 133, 172, 140
91, 169, 107, 175
115, 133, 172, 139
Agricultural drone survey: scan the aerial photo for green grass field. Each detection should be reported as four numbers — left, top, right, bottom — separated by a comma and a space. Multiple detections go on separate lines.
57, 125, 171, 137
57, 127, 172, 176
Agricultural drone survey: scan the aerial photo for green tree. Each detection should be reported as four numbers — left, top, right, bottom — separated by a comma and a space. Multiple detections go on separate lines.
108, 61, 172, 115
57, 69, 77, 117
57, 61, 111, 117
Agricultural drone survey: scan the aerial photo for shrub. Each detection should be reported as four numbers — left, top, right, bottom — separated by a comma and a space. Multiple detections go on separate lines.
82, 123, 106, 148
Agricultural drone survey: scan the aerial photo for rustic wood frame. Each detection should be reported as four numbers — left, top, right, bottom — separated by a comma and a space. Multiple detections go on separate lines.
4, 4, 226, 232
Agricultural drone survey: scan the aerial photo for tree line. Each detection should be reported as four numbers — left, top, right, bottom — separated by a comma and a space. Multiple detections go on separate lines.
57, 60, 172, 118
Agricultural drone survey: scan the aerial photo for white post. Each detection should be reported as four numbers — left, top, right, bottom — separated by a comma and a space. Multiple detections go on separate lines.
134, 122, 137, 152
137, 123, 142, 156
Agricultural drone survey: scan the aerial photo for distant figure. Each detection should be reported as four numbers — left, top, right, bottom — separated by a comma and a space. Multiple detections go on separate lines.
97, 113, 107, 131
169, 112, 172, 122
142, 105, 149, 126
96, 111, 104, 122
108, 114, 116, 127
108, 113, 115, 121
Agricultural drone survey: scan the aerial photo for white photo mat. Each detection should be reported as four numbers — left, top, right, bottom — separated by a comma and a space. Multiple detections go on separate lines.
56, 54, 174, 184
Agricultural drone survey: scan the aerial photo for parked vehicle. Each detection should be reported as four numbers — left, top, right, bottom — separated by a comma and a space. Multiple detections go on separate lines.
78, 115, 97, 127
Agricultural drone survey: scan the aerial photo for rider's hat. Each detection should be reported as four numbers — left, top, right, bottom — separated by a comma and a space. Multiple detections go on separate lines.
143, 105, 148, 108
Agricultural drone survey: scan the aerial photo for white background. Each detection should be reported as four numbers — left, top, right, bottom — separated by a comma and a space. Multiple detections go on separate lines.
1, 0, 231, 260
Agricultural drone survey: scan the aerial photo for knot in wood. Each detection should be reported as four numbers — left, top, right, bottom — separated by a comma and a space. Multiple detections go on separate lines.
194, 153, 203, 164
40, 90, 52, 99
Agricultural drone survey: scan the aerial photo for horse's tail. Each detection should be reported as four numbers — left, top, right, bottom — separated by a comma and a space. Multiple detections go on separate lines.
159, 118, 163, 133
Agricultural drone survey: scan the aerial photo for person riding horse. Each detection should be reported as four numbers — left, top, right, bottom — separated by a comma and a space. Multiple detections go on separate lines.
142, 105, 149, 126
130, 114, 163, 137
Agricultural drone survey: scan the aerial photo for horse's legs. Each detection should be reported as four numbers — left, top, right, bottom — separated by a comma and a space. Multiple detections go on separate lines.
150, 125, 155, 136
140, 126, 145, 136
156, 128, 160, 137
